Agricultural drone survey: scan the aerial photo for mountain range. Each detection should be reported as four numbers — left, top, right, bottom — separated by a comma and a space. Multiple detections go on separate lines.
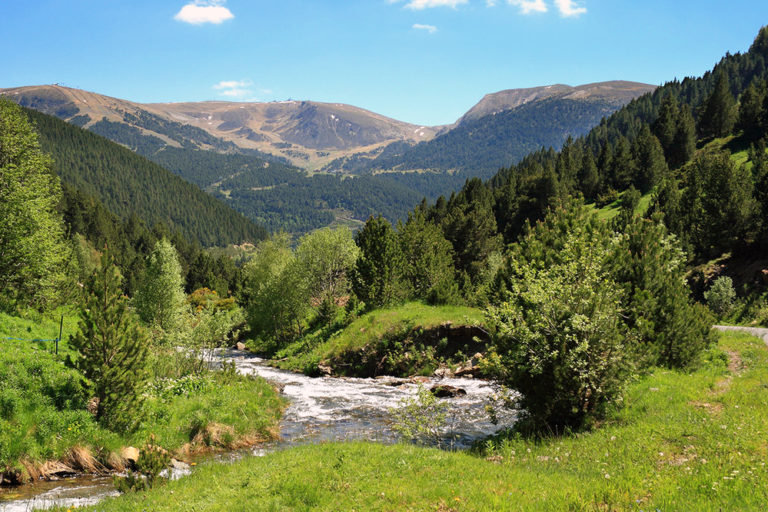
1, 80, 656, 236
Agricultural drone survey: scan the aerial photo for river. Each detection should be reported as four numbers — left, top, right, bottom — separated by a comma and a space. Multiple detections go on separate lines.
0, 349, 515, 511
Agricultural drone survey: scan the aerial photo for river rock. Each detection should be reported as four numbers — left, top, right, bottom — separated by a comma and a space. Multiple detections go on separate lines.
235, 342, 247, 351
317, 364, 333, 376
433, 367, 453, 378
429, 385, 467, 398
454, 353, 484, 377
411, 376, 431, 384
171, 459, 190, 471
120, 446, 140, 466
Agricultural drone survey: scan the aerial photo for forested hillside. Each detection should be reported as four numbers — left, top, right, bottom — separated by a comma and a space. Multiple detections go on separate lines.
25, 108, 267, 247
357, 97, 627, 176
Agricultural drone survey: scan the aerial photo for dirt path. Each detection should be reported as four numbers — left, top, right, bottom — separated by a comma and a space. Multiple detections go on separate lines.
713, 325, 768, 346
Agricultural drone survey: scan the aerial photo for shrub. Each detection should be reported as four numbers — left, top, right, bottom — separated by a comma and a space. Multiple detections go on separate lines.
390, 385, 453, 447
705, 276, 736, 317
486, 230, 631, 432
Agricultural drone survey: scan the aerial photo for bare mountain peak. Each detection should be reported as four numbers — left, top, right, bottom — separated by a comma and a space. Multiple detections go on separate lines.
458, 80, 656, 126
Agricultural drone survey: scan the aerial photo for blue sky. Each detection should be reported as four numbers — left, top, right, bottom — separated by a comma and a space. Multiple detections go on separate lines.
3, 1, 768, 126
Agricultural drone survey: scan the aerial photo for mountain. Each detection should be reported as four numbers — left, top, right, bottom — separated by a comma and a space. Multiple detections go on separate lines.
23, 107, 267, 246
455, 81, 656, 126
320, 81, 656, 199
0, 85, 438, 170
2, 80, 655, 233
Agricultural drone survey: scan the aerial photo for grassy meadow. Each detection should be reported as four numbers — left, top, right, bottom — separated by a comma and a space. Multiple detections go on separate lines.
69, 330, 768, 511
0, 311, 285, 483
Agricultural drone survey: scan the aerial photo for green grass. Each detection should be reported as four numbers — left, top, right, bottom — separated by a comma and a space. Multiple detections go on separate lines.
588, 190, 653, 221
270, 302, 485, 376
76, 331, 768, 511
0, 311, 285, 481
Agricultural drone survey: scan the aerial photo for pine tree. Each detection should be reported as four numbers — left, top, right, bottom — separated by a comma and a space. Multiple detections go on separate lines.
70, 250, 149, 432
653, 94, 680, 163
671, 105, 697, 168
0, 98, 69, 310
578, 150, 600, 200
351, 216, 407, 309
610, 136, 635, 190
399, 210, 459, 304
632, 125, 668, 193
699, 71, 737, 139
737, 80, 766, 140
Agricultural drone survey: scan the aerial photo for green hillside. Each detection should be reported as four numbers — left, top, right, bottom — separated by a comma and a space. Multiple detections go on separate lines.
25, 108, 267, 247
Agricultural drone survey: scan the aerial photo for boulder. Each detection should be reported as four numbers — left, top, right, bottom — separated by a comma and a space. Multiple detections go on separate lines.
235, 342, 247, 351
411, 376, 431, 384
454, 353, 484, 377
317, 364, 333, 376
429, 384, 467, 398
120, 446, 140, 466
433, 367, 454, 378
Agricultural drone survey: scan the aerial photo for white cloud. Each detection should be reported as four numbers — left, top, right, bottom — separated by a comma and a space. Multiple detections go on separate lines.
554, 0, 586, 17
213, 80, 253, 98
390, 0, 468, 10
508, 0, 547, 14
175, 0, 234, 25
413, 23, 438, 34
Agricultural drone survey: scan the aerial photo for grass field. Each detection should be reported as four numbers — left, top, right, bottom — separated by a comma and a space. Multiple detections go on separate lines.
76, 330, 768, 511
0, 311, 285, 483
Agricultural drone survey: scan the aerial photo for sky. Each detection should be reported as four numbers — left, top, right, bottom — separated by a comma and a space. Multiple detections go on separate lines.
3, 1, 768, 126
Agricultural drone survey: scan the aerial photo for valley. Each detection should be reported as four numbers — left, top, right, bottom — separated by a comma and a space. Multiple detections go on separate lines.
3, 3, 768, 511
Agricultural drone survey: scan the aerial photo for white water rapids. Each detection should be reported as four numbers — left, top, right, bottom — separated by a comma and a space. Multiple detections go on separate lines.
0, 349, 516, 511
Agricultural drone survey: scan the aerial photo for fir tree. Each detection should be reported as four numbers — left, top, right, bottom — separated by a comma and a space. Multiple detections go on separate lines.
632, 125, 668, 193
737, 80, 766, 141
653, 94, 680, 163
671, 105, 697, 168
699, 71, 736, 139
399, 210, 459, 305
578, 150, 600, 200
351, 216, 407, 309
70, 249, 149, 432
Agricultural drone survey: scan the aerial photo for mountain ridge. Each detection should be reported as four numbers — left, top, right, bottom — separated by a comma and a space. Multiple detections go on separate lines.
1, 81, 655, 171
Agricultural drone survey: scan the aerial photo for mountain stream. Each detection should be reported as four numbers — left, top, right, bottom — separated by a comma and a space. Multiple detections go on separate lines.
0, 349, 515, 511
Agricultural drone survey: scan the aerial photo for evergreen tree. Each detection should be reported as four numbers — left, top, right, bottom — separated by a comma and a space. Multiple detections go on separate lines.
440, 178, 503, 292
0, 98, 68, 310
653, 94, 680, 163
632, 125, 668, 192
671, 105, 697, 168
749, 140, 768, 239
351, 216, 407, 309
737, 80, 766, 141
699, 71, 737, 139
681, 151, 756, 256
399, 210, 459, 305
70, 250, 149, 432
134, 238, 188, 335
609, 136, 635, 190
578, 150, 600, 200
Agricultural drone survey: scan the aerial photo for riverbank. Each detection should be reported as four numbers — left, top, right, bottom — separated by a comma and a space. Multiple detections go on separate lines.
0, 311, 285, 486
72, 330, 768, 511
266, 302, 488, 378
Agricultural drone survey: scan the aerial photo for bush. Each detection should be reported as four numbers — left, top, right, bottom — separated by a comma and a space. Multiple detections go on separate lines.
486, 229, 631, 432
705, 276, 736, 317
390, 385, 453, 447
